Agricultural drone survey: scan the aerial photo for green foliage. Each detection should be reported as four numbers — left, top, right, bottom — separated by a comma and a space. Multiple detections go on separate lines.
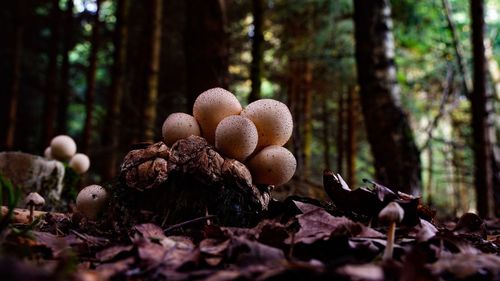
0, 174, 20, 232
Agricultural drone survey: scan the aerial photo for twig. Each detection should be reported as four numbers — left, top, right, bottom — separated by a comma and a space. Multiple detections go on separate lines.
163, 215, 216, 233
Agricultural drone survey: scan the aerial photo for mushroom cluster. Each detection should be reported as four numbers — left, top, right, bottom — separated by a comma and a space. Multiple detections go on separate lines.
43, 135, 91, 175
162, 87, 296, 186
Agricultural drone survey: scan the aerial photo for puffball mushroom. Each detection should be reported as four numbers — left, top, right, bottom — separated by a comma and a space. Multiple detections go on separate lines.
378, 202, 405, 261
162, 113, 201, 146
215, 115, 258, 161
44, 147, 52, 159
25, 192, 45, 223
50, 135, 77, 161
246, 145, 296, 185
193, 88, 242, 144
76, 185, 108, 220
241, 99, 293, 149
69, 153, 91, 174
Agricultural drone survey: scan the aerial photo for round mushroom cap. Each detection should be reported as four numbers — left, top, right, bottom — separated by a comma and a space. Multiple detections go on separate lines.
378, 202, 405, 223
162, 113, 201, 146
241, 99, 293, 149
69, 153, 91, 174
193, 88, 242, 144
24, 192, 45, 207
50, 135, 77, 161
215, 115, 258, 161
44, 147, 53, 159
246, 145, 296, 186
76, 185, 108, 220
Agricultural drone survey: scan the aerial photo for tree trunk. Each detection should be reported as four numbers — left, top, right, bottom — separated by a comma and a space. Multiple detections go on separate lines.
346, 86, 357, 187
353, 0, 422, 195
5, 0, 25, 150
302, 61, 313, 179
336, 89, 344, 175
42, 0, 61, 147
321, 89, 331, 170
143, 0, 163, 142
56, 0, 74, 135
470, 0, 494, 218
102, 0, 129, 180
248, 0, 264, 103
82, 0, 101, 154
185, 0, 229, 110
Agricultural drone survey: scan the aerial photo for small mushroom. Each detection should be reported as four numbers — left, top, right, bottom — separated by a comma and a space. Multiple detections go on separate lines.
69, 153, 91, 174
240, 99, 293, 150
378, 202, 404, 261
162, 113, 201, 146
246, 145, 296, 185
24, 192, 45, 223
44, 147, 52, 159
193, 88, 242, 144
76, 185, 108, 220
215, 115, 258, 161
50, 135, 77, 161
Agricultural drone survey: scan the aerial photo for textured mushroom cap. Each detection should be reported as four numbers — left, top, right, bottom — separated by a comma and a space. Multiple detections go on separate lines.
76, 185, 108, 220
162, 113, 201, 146
24, 192, 45, 207
215, 115, 258, 161
44, 147, 52, 159
69, 153, 91, 174
193, 88, 242, 144
50, 135, 77, 161
246, 145, 296, 185
240, 99, 293, 149
378, 202, 405, 223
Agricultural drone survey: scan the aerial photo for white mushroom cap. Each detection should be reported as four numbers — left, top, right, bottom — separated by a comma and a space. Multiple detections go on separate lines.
44, 147, 53, 159
378, 202, 405, 223
69, 153, 91, 174
162, 113, 201, 146
215, 115, 258, 161
246, 145, 296, 185
240, 99, 293, 150
24, 192, 45, 207
76, 185, 108, 220
193, 88, 242, 144
50, 135, 77, 161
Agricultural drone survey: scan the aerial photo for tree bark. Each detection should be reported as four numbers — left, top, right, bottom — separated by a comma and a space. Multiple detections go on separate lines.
143, 0, 163, 142
346, 86, 357, 187
82, 0, 101, 154
336, 89, 344, 175
302, 61, 313, 179
5, 0, 25, 150
353, 0, 422, 194
185, 0, 229, 110
470, 0, 494, 218
248, 0, 264, 103
42, 0, 61, 147
321, 89, 331, 170
56, 0, 74, 135
102, 0, 129, 180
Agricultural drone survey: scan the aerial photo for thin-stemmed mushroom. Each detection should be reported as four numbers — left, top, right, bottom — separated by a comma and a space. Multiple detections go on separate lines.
378, 201, 404, 261
24, 192, 45, 223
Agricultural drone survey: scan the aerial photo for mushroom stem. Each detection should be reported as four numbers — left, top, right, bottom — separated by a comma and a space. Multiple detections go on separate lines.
28, 205, 34, 223
383, 221, 396, 261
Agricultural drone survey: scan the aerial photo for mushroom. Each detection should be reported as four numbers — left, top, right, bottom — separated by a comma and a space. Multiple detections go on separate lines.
50, 135, 77, 161
44, 147, 52, 159
24, 192, 45, 223
69, 153, 91, 174
240, 99, 293, 150
246, 145, 296, 185
215, 115, 258, 161
162, 113, 201, 146
193, 88, 242, 144
378, 202, 404, 261
76, 185, 108, 220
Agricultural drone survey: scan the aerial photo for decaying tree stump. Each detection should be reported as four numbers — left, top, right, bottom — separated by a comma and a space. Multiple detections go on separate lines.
111, 136, 271, 227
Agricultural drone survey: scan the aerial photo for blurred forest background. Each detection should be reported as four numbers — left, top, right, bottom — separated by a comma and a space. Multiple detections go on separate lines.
0, 0, 499, 217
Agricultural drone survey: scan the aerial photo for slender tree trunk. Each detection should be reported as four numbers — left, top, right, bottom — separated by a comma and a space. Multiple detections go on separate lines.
185, 0, 229, 110
336, 89, 344, 175
82, 0, 101, 154
302, 61, 313, 179
346, 86, 357, 187
5, 0, 25, 150
57, 0, 74, 134
353, 0, 422, 194
102, 0, 129, 180
321, 90, 331, 170
248, 0, 264, 103
42, 0, 61, 147
470, 0, 494, 218
143, 0, 163, 142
